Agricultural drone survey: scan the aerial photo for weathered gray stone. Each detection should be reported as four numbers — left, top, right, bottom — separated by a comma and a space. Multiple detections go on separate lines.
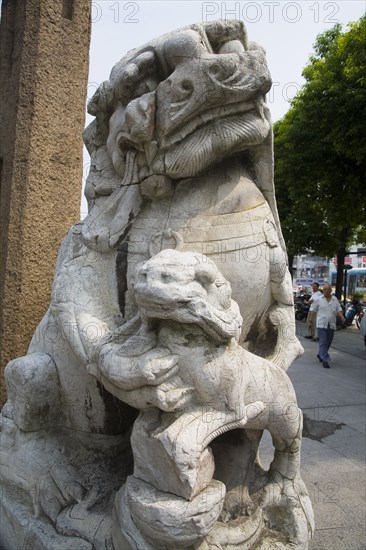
0, 20, 313, 549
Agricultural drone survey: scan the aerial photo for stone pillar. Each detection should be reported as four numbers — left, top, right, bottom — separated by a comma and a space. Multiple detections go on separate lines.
0, 0, 92, 404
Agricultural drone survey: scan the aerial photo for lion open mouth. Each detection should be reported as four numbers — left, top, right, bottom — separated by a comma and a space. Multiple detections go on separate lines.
157, 97, 268, 151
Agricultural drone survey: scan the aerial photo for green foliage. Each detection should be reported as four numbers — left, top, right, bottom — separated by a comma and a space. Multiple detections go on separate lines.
353, 291, 365, 300
274, 16, 366, 292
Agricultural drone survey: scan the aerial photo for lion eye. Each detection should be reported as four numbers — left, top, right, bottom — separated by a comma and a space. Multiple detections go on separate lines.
180, 79, 193, 93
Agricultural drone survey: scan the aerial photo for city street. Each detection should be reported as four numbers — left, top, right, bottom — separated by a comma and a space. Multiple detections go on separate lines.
260, 321, 366, 550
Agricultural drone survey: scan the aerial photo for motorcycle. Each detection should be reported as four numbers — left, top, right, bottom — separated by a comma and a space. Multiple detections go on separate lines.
294, 299, 310, 321
346, 298, 365, 329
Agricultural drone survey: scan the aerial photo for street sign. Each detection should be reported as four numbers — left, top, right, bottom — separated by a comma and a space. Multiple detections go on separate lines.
295, 278, 326, 285
332, 257, 352, 265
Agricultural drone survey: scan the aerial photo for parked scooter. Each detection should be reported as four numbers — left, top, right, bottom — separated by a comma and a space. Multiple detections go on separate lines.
346, 298, 365, 329
294, 299, 310, 321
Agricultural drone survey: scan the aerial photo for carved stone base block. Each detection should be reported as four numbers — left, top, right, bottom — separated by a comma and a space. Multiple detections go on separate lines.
113, 476, 226, 549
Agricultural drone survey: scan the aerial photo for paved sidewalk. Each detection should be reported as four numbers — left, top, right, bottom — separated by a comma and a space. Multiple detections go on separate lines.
285, 322, 365, 549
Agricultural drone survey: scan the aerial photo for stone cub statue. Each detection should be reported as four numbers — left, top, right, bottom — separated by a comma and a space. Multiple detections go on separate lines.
99, 249, 314, 547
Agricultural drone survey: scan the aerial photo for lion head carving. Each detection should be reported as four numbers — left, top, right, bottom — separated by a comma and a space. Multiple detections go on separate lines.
132, 249, 243, 342
83, 20, 272, 200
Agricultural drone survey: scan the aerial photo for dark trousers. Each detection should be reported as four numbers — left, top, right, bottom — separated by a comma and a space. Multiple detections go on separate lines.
318, 326, 334, 363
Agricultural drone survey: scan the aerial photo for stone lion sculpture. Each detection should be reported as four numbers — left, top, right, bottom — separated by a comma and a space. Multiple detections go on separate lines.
81, 18, 301, 372
99, 249, 314, 548
0, 20, 312, 550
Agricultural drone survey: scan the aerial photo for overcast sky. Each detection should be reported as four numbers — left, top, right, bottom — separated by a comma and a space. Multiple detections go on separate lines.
81, 0, 366, 215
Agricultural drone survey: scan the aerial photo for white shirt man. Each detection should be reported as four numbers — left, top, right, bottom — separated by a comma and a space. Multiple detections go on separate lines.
305, 283, 322, 339
312, 283, 345, 368
313, 295, 342, 330
309, 288, 323, 312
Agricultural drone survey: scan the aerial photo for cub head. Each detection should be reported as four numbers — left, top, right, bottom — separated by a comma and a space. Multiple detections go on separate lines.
132, 249, 242, 341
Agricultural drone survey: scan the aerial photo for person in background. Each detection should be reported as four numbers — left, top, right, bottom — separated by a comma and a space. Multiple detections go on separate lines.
312, 283, 346, 368
305, 282, 322, 340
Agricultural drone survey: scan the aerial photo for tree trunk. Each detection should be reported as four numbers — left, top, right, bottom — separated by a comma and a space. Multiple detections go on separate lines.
335, 249, 346, 300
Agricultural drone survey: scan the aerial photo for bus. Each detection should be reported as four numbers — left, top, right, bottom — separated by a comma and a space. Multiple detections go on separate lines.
330, 268, 366, 298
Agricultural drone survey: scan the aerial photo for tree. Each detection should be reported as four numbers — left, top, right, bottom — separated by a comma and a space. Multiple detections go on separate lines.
274, 16, 366, 297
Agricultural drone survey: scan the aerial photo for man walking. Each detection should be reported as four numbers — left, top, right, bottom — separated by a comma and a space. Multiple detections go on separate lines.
312, 283, 346, 368
305, 282, 322, 340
